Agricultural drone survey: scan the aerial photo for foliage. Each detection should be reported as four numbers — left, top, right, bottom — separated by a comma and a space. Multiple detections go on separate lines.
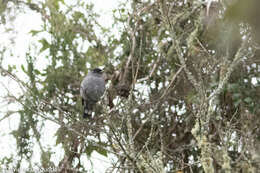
1, 0, 260, 172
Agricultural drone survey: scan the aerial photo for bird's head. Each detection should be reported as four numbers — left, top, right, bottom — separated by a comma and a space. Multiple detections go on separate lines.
91, 68, 103, 74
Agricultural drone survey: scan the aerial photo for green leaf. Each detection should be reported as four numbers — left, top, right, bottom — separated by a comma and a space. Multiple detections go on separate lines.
234, 99, 242, 107
96, 147, 108, 157
120, 8, 125, 13
228, 83, 240, 91
34, 69, 41, 75
244, 97, 253, 103
39, 39, 50, 53
85, 145, 95, 156
7, 65, 16, 72
232, 93, 242, 99
73, 11, 84, 20
21, 65, 26, 73
29, 30, 42, 36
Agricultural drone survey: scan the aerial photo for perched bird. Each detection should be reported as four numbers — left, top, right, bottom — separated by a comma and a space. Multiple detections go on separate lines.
80, 68, 105, 118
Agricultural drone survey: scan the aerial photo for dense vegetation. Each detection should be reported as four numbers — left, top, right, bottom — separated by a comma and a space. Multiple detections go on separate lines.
1, 0, 260, 172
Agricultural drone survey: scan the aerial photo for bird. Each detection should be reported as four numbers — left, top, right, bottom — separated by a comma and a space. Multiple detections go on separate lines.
80, 68, 105, 118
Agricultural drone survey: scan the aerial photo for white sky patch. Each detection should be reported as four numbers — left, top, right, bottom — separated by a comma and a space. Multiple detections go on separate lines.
135, 83, 150, 99
150, 81, 156, 89
93, 0, 120, 28
251, 77, 258, 85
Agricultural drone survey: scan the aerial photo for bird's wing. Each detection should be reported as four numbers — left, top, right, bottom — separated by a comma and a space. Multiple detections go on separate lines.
81, 75, 105, 102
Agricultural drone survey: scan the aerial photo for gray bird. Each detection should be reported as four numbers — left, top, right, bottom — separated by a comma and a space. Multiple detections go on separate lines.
80, 68, 105, 118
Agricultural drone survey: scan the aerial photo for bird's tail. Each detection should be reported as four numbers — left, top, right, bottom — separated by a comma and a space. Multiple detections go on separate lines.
82, 98, 93, 118
83, 108, 91, 118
